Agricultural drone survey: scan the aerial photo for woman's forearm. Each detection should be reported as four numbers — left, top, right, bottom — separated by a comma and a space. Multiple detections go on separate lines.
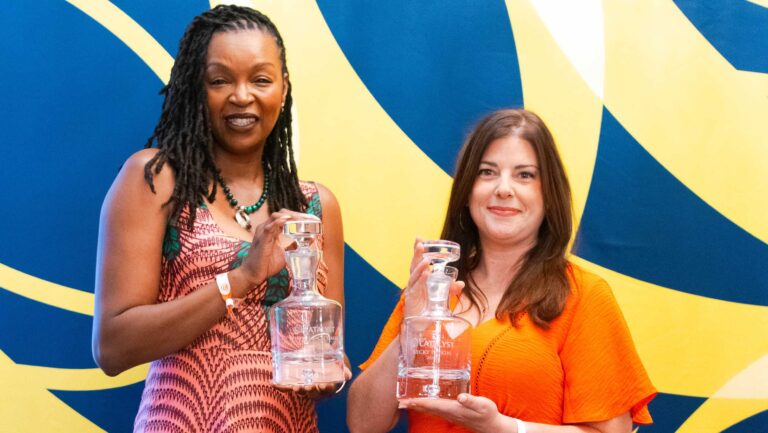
347, 338, 402, 433
93, 268, 254, 376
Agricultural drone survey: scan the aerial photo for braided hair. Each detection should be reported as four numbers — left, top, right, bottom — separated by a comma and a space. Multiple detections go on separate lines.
143, 4, 306, 228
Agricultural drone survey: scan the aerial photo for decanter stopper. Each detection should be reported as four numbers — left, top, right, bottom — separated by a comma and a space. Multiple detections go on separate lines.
283, 220, 322, 249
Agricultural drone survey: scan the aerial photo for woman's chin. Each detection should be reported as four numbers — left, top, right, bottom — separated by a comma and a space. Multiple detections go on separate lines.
480, 229, 536, 249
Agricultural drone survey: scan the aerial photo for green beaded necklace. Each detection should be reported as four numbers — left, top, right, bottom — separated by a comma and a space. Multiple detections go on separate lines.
215, 171, 270, 231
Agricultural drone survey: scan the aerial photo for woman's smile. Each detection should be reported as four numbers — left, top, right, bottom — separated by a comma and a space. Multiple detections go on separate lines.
225, 113, 259, 130
487, 205, 522, 216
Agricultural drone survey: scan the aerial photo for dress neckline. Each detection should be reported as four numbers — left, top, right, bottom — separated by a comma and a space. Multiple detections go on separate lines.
199, 204, 253, 244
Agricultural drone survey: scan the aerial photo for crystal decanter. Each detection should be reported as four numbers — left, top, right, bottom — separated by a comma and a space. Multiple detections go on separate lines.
269, 220, 345, 386
397, 240, 472, 400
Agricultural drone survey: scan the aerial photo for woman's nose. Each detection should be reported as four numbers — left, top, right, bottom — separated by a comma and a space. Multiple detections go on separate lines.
229, 83, 254, 105
495, 177, 515, 198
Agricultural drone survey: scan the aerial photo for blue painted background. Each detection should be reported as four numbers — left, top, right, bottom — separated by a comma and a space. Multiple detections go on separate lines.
1, 1, 765, 432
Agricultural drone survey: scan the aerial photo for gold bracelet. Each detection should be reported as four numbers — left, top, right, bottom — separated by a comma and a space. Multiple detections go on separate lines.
215, 272, 235, 316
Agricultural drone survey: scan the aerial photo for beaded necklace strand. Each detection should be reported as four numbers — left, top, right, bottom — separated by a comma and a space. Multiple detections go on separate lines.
215, 170, 270, 231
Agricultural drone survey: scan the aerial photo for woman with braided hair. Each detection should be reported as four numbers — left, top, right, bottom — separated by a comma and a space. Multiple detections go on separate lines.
92, 5, 346, 432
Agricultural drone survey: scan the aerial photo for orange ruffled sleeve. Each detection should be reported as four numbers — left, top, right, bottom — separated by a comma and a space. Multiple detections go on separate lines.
560, 274, 656, 424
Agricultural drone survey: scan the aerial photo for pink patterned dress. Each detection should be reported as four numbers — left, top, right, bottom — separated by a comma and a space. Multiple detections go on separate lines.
134, 182, 327, 433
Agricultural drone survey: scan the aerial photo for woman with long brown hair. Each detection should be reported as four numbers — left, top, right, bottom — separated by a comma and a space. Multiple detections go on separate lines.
348, 109, 655, 433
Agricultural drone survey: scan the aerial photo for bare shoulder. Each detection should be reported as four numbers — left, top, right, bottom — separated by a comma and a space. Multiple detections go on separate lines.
119, 149, 175, 199
102, 149, 176, 221
314, 182, 340, 210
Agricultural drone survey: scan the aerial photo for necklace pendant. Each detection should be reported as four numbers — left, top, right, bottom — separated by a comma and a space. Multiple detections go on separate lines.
235, 206, 252, 230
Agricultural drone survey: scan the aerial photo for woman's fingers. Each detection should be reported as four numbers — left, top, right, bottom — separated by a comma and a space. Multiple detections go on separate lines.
409, 237, 425, 272
407, 258, 430, 290
399, 398, 458, 413
255, 209, 319, 243
262, 213, 291, 235
404, 259, 432, 317
263, 209, 318, 231
274, 381, 345, 400
456, 393, 491, 413
274, 208, 320, 221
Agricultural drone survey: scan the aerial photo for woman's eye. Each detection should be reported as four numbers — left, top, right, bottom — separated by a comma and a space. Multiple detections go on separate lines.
519, 171, 536, 179
478, 168, 494, 176
253, 77, 273, 84
209, 78, 227, 86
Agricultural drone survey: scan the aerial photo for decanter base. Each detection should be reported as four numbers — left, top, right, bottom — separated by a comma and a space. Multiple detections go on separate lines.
397, 367, 470, 400
272, 352, 345, 386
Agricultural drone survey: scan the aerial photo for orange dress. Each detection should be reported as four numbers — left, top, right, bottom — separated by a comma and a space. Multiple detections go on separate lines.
134, 182, 325, 433
361, 263, 656, 432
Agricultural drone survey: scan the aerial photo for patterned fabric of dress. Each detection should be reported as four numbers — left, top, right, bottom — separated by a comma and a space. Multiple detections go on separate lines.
134, 181, 327, 433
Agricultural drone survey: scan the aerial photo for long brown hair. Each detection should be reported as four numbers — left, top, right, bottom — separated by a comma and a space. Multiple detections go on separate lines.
440, 109, 573, 328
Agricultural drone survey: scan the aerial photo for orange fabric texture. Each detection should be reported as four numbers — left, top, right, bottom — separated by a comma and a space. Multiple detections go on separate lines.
360, 263, 656, 432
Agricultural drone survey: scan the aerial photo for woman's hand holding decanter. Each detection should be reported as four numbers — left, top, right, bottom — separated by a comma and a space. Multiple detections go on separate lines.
274, 364, 353, 400
404, 237, 465, 318
399, 393, 519, 433
233, 209, 320, 298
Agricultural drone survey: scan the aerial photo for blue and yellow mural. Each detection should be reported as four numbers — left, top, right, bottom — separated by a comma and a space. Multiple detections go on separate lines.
0, 1, 765, 432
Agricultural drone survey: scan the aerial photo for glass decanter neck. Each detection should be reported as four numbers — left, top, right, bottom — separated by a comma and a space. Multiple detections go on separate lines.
421, 268, 453, 317
285, 246, 320, 294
